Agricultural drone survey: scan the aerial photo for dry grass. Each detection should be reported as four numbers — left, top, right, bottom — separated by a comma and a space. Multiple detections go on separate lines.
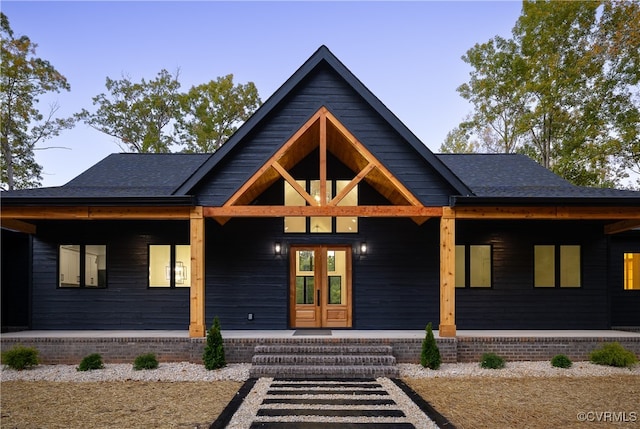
1, 381, 241, 429
405, 375, 640, 429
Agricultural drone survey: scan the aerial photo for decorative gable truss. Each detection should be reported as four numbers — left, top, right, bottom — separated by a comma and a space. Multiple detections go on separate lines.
205, 107, 442, 224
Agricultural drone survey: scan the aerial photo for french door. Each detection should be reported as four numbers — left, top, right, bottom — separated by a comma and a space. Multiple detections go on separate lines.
289, 245, 352, 328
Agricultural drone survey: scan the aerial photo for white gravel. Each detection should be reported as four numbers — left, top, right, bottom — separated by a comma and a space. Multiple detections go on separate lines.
0, 362, 251, 382
399, 361, 640, 378
2, 361, 638, 382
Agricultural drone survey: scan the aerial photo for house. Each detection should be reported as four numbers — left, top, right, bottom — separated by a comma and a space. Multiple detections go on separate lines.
2, 46, 640, 337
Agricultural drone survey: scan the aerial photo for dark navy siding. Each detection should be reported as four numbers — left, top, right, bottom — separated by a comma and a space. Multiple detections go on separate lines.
204, 216, 440, 330
1, 229, 31, 331
194, 64, 455, 207
30, 221, 190, 330
455, 220, 609, 329
608, 231, 640, 327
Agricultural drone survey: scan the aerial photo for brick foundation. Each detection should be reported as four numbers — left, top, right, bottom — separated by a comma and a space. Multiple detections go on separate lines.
2, 335, 638, 365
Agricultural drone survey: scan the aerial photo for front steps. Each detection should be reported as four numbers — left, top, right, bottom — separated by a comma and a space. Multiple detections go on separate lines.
249, 343, 399, 379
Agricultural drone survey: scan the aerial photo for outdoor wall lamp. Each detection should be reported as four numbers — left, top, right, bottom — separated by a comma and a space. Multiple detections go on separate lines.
360, 242, 368, 255
274, 242, 282, 255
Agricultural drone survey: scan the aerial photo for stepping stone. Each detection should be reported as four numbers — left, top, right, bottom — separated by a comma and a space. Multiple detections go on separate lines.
257, 409, 406, 417
249, 423, 416, 429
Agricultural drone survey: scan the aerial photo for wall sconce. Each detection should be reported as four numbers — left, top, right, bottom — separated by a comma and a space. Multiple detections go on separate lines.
360, 242, 368, 255
274, 242, 282, 255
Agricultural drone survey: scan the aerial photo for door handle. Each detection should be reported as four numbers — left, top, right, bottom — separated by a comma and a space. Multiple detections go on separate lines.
317, 290, 320, 306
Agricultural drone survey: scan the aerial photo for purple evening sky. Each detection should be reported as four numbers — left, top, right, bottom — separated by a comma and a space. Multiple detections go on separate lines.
3, 1, 522, 187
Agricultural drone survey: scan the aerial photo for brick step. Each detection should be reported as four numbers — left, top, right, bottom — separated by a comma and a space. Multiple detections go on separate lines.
250, 342, 399, 379
253, 345, 393, 355
250, 364, 399, 379
252, 354, 396, 366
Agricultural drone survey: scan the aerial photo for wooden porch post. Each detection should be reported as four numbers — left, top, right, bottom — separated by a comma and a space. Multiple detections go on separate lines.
439, 206, 457, 337
189, 206, 206, 337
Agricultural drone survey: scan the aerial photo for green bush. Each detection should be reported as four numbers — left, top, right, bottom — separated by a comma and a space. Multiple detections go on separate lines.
77, 353, 104, 371
203, 316, 226, 370
480, 352, 506, 369
1, 345, 39, 370
589, 342, 638, 368
133, 353, 159, 370
420, 322, 441, 370
551, 354, 573, 368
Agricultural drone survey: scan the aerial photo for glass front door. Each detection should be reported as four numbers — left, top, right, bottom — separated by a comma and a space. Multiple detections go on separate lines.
290, 245, 352, 328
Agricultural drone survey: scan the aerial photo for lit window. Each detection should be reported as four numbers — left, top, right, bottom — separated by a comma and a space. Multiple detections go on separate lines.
624, 253, 640, 290
455, 244, 491, 288
284, 180, 358, 234
59, 245, 107, 288
534, 245, 581, 288
149, 245, 190, 288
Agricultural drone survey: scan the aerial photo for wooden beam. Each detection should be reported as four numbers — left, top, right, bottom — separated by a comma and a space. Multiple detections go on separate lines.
319, 111, 327, 205
272, 162, 318, 207
439, 207, 456, 337
204, 205, 443, 218
88, 207, 190, 219
452, 206, 640, 220
1, 207, 90, 219
328, 163, 374, 207
1, 206, 191, 220
605, 219, 640, 235
0, 218, 36, 234
189, 207, 206, 338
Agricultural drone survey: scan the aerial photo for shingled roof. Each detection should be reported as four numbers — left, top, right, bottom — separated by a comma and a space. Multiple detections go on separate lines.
1, 153, 210, 204
438, 153, 639, 205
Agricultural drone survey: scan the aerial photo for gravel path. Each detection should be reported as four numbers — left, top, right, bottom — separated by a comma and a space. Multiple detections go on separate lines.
3, 360, 638, 382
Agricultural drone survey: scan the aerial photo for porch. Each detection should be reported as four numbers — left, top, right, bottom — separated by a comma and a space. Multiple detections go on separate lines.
2, 329, 639, 366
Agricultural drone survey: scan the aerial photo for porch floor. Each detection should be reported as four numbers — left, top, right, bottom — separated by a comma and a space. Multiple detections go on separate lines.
2, 329, 639, 339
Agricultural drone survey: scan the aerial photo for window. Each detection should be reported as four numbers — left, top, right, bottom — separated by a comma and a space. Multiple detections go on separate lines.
624, 253, 640, 290
455, 245, 491, 288
149, 245, 190, 288
534, 245, 581, 288
284, 180, 358, 233
59, 245, 107, 288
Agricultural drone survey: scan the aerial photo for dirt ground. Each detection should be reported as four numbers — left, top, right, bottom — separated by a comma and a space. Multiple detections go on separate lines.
1, 381, 241, 429
406, 375, 640, 429
2, 376, 640, 428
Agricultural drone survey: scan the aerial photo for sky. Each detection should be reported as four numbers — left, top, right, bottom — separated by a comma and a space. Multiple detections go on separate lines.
3, 1, 523, 188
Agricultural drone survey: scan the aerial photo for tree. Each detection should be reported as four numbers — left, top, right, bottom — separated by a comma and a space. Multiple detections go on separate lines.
453, 1, 640, 188
1, 13, 77, 190
203, 316, 226, 370
82, 69, 181, 153
457, 36, 528, 154
420, 322, 441, 370
439, 123, 479, 154
175, 75, 261, 153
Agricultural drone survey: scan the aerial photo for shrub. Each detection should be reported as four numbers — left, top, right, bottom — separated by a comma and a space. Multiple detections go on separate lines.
551, 354, 573, 368
589, 342, 638, 368
77, 353, 104, 371
480, 352, 506, 369
1, 345, 39, 370
420, 322, 441, 370
133, 353, 159, 370
203, 316, 226, 370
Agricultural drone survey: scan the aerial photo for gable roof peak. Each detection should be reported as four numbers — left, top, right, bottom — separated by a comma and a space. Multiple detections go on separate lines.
174, 45, 471, 196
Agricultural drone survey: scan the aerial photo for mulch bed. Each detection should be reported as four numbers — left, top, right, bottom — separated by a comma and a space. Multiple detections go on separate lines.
404, 375, 640, 429
3, 375, 640, 428
1, 381, 241, 429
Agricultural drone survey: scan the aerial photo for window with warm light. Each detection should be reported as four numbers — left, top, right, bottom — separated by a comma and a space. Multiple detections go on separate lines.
149, 244, 191, 288
455, 244, 492, 288
624, 253, 640, 290
534, 245, 581, 288
58, 244, 107, 288
284, 180, 358, 234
